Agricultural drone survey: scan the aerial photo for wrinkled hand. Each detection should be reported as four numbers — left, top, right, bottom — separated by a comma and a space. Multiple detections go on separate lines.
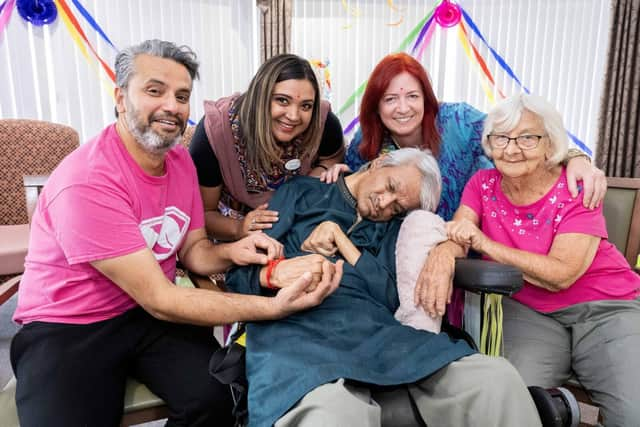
414, 243, 456, 318
270, 254, 333, 291
240, 204, 279, 237
229, 233, 283, 266
446, 219, 487, 251
319, 163, 351, 183
566, 156, 606, 209
273, 260, 343, 317
301, 221, 343, 257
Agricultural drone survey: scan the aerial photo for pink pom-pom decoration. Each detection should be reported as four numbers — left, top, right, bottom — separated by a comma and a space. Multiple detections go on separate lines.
435, 0, 461, 28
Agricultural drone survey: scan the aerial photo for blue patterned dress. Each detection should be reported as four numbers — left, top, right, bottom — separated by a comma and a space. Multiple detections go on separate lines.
345, 102, 494, 220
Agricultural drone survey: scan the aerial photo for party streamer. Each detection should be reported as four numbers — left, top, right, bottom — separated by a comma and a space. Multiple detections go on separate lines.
460, 8, 529, 94
459, 21, 505, 100
410, 10, 435, 54
0, 0, 15, 35
71, 0, 117, 51
55, 0, 113, 95
458, 24, 495, 104
54, 0, 115, 82
338, 9, 435, 120
415, 16, 435, 61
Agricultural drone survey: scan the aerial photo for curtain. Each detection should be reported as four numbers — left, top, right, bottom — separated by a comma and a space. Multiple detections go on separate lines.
596, 0, 640, 177
257, 0, 292, 62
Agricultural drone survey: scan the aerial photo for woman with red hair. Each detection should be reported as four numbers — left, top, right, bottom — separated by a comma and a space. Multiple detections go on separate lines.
341, 53, 604, 220
331, 52, 607, 317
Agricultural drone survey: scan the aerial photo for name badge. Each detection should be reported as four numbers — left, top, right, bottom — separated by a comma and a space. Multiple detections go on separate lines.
285, 158, 301, 171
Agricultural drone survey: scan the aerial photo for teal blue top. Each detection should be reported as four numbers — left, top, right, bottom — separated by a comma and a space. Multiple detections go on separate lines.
346, 102, 494, 220
226, 175, 475, 427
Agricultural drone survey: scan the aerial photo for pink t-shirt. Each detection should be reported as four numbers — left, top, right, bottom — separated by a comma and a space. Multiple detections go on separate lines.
14, 124, 205, 324
461, 168, 640, 312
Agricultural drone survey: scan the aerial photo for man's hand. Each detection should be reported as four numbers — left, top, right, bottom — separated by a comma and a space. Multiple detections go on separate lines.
319, 163, 351, 183
268, 254, 332, 291
229, 233, 283, 266
301, 221, 343, 257
414, 242, 458, 318
566, 156, 606, 209
273, 260, 343, 317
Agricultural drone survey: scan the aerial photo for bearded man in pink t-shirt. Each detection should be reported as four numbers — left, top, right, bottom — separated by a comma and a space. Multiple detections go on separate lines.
446, 94, 640, 427
10, 39, 341, 427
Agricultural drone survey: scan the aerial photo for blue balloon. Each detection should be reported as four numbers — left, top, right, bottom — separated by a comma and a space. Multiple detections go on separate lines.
17, 0, 57, 26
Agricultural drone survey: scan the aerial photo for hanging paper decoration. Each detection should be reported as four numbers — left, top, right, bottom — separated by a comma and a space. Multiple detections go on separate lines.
434, 0, 460, 28
310, 59, 332, 101
0, 0, 16, 35
16, 0, 57, 26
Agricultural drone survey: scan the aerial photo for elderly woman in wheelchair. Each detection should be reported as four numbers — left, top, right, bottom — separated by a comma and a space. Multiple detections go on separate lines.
446, 93, 640, 427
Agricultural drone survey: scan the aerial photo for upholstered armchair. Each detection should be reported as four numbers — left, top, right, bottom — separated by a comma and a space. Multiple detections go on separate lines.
0, 119, 80, 283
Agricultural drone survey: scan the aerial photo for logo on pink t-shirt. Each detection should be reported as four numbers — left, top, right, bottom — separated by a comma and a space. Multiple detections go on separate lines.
139, 206, 190, 260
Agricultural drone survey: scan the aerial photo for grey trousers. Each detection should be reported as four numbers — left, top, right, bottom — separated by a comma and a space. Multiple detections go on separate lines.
275, 353, 541, 427
503, 297, 640, 427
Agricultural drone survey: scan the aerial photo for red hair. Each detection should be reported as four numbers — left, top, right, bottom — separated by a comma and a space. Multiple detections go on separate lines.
359, 53, 440, 160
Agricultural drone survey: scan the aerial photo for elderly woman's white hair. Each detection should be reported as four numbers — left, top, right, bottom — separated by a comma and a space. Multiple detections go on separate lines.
481, 94, 569, 167
377, 147, 442, 212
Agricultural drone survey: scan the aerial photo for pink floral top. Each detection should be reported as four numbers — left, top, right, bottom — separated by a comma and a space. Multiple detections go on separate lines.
460, 168, 640, 312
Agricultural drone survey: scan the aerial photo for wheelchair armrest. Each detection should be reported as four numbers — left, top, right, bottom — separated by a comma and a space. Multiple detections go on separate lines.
454, 258, 523, 296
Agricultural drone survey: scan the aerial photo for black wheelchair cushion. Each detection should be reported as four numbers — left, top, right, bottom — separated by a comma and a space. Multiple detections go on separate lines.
454, 258, 523, 296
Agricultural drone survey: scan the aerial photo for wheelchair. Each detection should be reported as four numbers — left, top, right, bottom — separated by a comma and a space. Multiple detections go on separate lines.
210, 258, 582, 427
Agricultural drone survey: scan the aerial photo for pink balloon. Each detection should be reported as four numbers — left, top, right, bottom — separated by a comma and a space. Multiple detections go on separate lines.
435, 0, 461, 28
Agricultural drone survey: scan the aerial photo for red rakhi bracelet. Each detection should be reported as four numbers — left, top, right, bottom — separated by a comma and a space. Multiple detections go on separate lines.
266, 257, 285, 290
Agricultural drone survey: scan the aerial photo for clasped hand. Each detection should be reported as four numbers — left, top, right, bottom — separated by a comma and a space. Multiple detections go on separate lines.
445, 218, 487, 251
300, 221, 345, 257
270, 254, 342, 292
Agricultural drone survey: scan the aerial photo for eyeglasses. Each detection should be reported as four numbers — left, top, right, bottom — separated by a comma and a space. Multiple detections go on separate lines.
487, 134, 547, 150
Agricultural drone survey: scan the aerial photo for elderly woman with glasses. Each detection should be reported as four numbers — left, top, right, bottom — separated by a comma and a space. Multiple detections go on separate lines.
446, 94, 640, 427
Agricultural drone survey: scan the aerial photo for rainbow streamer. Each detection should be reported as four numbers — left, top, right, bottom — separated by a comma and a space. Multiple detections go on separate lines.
410, 9, 436, 55
460, 8, 529, 95
415, 16, 436, 62
53, 0, 115, 102
458, 23, 495, 104
459, 8, 591, 155
0, 0, 15, 35
54, 0, 115, 83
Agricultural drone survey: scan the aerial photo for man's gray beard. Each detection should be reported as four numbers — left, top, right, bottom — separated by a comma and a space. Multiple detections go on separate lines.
125, 111, 182, 155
